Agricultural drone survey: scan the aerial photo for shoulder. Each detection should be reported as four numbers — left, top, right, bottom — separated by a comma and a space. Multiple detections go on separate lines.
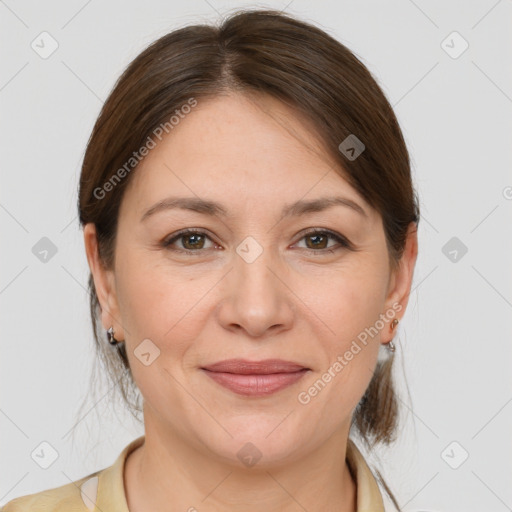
2, 436, 145, 512
1, 471, 100, 512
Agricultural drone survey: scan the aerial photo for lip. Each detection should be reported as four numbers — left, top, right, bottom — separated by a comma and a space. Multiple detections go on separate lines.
202, 358, 308, 374
201, 359, 310, 397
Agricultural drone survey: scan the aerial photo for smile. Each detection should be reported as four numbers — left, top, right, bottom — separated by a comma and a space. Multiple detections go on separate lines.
201, 359, 311, 397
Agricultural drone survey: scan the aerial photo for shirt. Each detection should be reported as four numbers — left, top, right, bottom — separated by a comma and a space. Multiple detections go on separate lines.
2, 436, 385, 511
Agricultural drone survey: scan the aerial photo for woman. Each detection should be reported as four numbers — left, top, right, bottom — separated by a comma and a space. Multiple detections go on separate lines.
4, 9, 419, 512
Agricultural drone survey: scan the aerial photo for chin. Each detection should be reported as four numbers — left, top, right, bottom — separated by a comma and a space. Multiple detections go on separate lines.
198, 415, 314, 469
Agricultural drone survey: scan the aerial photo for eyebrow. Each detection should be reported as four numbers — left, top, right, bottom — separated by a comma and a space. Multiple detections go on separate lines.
140, 195, 368, 222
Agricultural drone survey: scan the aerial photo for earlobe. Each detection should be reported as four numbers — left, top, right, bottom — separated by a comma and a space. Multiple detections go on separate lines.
385, 318, 399, 352
83, 223, 123, 338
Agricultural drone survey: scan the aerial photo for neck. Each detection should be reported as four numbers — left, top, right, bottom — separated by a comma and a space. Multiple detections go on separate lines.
124, 421, 357, 512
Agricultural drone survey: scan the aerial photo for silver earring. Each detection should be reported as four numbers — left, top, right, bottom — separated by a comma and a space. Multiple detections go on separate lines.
107, 326, 118, 345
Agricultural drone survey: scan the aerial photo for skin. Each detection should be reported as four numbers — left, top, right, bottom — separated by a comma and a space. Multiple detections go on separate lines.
84, 92, 418, 512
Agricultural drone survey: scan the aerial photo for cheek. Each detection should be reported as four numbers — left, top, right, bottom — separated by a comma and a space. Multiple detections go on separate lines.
307, 257, 389, 350
114, 257, 204, 404
115, 253, 213, 355
116, 264, 168, 337
300, 257, 388, 407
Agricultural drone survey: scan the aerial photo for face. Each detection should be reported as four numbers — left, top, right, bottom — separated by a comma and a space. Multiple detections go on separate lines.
85, 92, 417, 466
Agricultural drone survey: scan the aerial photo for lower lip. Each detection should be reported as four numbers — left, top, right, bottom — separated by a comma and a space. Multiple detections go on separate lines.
202, 369, 309, 397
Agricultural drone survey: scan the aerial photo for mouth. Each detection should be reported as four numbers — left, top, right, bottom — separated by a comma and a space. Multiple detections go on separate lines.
200, 359, 311, 397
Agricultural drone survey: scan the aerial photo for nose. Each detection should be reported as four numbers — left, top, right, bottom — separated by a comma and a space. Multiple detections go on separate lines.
216, 245, 295, 339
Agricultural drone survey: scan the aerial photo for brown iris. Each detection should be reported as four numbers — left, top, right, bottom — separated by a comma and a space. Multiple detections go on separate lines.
181, 233, 206, 250
305, 233, 329, 250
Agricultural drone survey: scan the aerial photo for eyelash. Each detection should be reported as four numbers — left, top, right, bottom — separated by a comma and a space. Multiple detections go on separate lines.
161, 228, 352, 255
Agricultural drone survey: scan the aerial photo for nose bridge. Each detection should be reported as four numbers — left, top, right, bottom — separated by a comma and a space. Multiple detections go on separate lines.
234, 234, 279, 305
235, 235, 266, 266
218, 234, 294, 337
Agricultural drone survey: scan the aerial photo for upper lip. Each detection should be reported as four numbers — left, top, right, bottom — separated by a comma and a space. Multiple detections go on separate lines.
201, 359, 309, 374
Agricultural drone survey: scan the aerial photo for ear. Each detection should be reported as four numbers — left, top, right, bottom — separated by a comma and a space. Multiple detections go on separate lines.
381, 222, 418, 344
83, 223, 124, 340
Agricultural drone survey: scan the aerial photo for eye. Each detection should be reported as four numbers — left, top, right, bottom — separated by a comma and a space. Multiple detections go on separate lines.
294, 229, 351, 253
162, 229, 218, 253
162, 228, 352, 255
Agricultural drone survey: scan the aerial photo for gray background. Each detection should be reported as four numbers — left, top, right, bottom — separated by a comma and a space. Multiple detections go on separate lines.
1, 0, 511, 510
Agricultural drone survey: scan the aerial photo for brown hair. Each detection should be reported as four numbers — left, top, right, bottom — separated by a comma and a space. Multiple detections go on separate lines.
77, 9, 419, 509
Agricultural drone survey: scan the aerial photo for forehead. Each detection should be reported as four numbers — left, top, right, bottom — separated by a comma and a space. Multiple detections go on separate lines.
121, 93, 372, 220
